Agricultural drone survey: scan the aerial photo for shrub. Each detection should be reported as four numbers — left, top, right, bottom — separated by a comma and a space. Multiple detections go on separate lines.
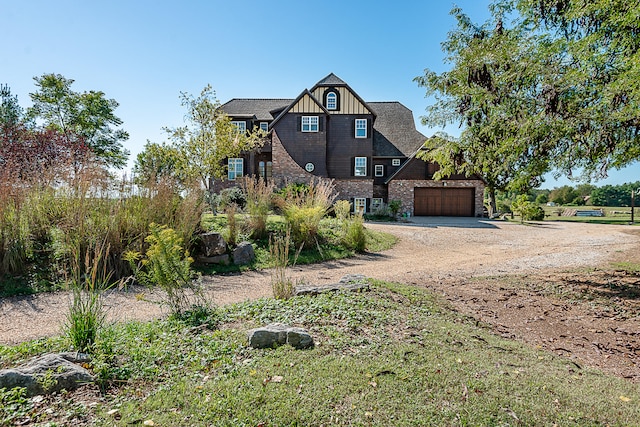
388, 200, 402, 218
333, 200, 351, 222
342, 214, 366, 253
213, 187, 246, 211
124, 223, 202, 316
224, 203, 240, 248
511, 195, 545, 222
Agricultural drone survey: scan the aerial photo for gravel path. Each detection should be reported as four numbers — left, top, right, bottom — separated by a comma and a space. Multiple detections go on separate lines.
1, 218, 638, 345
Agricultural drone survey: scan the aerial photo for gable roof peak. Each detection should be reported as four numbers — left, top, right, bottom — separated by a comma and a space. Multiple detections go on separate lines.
315, 73, 347, 87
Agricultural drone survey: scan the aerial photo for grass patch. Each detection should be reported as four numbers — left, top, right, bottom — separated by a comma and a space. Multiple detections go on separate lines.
2, 281, 639, 425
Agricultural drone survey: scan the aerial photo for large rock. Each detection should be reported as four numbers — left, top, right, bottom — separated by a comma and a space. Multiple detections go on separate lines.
248, 323, 314, 350
0, 353, 94, 396
197, 254, 230, 265
199, 232, 227, 257
233, 241, 255, 265
295, 274, 369, 296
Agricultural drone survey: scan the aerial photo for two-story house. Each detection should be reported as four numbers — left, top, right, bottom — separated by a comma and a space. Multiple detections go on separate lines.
219, 73, 485, 217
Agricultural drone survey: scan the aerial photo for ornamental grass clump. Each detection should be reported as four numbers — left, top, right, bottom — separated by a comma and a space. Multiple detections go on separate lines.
65, 240, 112, 353
281, 179, 336, 247
242, 176, 275, 240
270, 228, 296, 300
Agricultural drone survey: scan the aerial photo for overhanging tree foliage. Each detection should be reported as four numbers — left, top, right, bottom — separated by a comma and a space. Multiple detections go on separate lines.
415, 3, 556, 213
417, 1, 640, 212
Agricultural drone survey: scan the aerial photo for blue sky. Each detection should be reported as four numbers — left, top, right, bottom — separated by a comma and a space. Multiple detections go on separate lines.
2, 0, 637, 189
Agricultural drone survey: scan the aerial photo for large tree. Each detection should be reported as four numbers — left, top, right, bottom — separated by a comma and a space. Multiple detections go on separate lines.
516, 0, 640, 179
133, 141, 183, 187
163, 85, 265, 193
415, 3, 556, 213
28, 73, 129, 169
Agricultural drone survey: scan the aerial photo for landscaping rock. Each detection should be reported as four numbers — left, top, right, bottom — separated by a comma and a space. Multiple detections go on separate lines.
248, 323, 314, 350
295, 274, 369, 296
0, 353, 94, 396
233, 241, 255, 265
197, 254, 230, 265
199, 232, 227, 257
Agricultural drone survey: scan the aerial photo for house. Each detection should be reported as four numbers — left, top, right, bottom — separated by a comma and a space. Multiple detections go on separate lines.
219, 73, 485, 217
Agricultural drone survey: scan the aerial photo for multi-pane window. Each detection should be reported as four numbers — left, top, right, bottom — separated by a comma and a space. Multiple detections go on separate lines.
259, 161, 265, 178
259, 122, 269, 132
371, 198, 383, 211
326, 92, 337, 110
392, 158, 401, 166
355, 119, 367, 138
266, 161, 272, 178
231, 121, 246, 132
354, 157, 367, 176
228, 158, 243, 181
354, 198, 366, 214
302, 116, 319, 132
374, 164, 384, 177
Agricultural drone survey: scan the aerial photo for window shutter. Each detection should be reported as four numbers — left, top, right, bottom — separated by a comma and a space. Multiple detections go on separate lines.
349, 198, 355, 213
297, 116, 301, 132
366, 198, 371, 213
351, 157, 355, 176
319, 116, 324, 132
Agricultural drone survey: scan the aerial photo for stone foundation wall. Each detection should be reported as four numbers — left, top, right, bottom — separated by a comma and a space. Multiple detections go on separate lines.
332, 179, 374, 201
388, 179, 485, 217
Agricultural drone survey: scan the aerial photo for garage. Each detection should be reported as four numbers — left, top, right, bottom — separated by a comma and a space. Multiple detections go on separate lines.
414, 187, 475, 216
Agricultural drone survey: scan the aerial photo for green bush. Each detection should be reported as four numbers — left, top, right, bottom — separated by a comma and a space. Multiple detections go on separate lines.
512, 195, 545, 222
333, 200, 351, 222
124, 223, 202, 316
342, 215, 366, 252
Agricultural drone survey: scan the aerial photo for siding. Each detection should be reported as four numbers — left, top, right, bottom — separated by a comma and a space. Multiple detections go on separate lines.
272, 114, 328, 177
326, 115, 373, 178
289, 93, 325, 113
312, 86, 371, 115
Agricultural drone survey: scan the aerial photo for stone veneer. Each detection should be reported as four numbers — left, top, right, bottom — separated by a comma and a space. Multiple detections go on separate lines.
271, 130, 317, 186
388, 179, 485, 217
332, 179, 373, 201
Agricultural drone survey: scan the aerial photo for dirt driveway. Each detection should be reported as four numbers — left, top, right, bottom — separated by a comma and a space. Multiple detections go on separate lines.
2, 218, 639, 379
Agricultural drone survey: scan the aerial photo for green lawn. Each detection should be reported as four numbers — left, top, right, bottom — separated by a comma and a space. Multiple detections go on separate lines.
2, 280, 639, 426
534, 205, 639, 225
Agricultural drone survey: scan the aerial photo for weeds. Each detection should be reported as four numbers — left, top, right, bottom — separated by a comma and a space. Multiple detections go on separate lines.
269, 228, 298, 299
124, 223, 206, 316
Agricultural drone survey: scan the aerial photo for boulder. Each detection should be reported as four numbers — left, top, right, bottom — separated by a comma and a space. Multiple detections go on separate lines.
233, 241, 255, 265
0, 353, 94, 396
248, 323, 314, 350
197, 254, 230, 265
199, 232, 227, 257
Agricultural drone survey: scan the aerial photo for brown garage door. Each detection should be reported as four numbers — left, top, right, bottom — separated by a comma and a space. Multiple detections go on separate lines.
414, 187, 475, 216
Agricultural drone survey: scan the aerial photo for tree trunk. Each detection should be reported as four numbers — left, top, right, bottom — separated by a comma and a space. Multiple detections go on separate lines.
488, 186, 497, 217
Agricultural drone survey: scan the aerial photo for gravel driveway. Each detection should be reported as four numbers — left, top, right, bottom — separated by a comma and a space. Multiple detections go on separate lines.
1, 218, 638, 345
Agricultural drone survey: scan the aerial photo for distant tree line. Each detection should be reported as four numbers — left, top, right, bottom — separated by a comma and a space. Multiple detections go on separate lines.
493, 181, 640, 211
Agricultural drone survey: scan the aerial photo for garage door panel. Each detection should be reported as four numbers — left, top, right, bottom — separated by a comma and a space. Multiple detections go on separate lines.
414, 187, 474, 216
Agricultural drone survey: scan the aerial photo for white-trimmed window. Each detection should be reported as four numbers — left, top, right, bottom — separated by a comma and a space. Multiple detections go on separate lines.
259, 122, 269, 132
228, 158, 243, 181
392, 158, 401, 166
355, 119, 367, 138
302, 116, 319, 132
354, 198, 366, 214
232, 121, 246, 132
259, 161, 265, 178
266, 161, 272, 178
354, 157, 367, 176
374, 164, 384, 177
326, 92, 337, 110
371, 198, 383, 211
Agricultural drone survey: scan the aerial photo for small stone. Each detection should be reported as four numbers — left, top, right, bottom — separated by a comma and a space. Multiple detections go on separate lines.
248, 323, 314, 350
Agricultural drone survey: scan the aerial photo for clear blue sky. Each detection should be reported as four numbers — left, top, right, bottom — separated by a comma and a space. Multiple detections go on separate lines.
2, 0, 637, 189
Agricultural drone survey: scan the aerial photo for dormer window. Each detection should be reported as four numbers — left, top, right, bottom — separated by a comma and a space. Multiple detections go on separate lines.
326, 92, 337, 110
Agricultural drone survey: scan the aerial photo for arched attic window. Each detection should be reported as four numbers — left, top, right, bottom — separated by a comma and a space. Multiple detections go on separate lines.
326, 92, 337, 110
